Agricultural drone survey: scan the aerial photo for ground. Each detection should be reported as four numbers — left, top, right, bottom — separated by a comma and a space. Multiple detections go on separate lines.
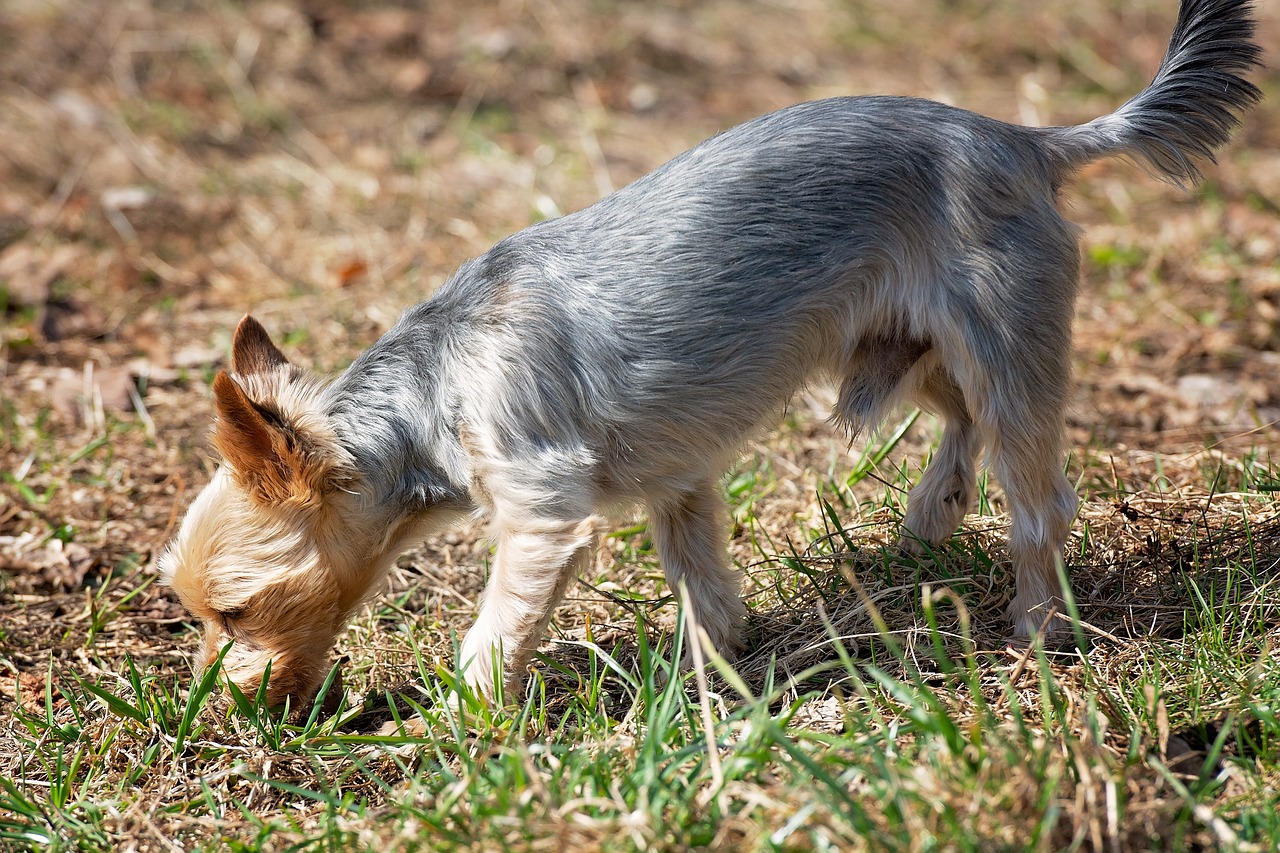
2, 0, 1279, 850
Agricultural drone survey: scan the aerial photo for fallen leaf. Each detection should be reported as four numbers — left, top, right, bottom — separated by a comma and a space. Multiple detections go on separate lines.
0, 671, 57, 714
0, 532, 99, 593
0, 241, 81, 307
48, 363, 139, 423
337, 259, 368, 287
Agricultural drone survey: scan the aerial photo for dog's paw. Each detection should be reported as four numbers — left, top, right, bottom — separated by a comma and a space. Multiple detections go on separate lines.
682, 601, 748, 668
1008, 606, 1075, 650
894, 530, 934, 558
900, 474, 974, 554
377, 714, 428, 737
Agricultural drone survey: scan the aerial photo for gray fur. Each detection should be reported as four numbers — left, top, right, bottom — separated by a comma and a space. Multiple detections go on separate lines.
310, 0, 1261, 689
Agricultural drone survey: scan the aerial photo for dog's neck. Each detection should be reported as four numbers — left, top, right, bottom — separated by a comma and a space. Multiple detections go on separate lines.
322, 309, 472, 514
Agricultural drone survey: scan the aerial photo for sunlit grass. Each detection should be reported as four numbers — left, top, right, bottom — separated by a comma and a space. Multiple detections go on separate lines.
3, 442, 1278, 851
1, 0, 1277, 848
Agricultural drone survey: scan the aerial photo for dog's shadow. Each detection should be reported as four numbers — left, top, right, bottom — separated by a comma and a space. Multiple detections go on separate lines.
345, 507, 1280, 734
614, 505, 1277, 703
344, 541, 977, 735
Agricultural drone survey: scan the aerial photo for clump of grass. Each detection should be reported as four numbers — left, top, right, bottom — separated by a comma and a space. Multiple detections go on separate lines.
4, 495, 1278, 851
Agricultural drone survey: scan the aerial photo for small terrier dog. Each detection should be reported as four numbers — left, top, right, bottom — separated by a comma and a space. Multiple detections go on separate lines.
160, 0, 1260, 707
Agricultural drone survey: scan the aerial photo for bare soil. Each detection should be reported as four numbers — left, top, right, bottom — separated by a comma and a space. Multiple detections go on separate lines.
2, 0, 1279, 847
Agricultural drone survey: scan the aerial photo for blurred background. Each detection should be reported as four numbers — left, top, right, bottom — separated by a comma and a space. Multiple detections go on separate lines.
1, 0, 1278, 605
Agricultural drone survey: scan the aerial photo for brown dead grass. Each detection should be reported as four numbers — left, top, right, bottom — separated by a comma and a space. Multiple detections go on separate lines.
2, 0, 1280, 849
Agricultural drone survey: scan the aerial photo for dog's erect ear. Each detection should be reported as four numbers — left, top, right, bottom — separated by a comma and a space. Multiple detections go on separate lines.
212, 371, 320, 504
212, 371, 278, 471
232, 315, 289, 376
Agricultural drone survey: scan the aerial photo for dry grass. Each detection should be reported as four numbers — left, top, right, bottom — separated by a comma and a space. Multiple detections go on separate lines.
2, 0, 1279, 849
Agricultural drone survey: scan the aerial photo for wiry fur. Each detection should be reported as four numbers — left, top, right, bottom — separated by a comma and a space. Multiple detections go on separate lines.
160, 0, 1260, 707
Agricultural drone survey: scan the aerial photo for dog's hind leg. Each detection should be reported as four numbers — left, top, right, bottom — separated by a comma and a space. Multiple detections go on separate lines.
952, 269, 1080, 639
986, 408, 1079, 640
898, 371, 981, 554
648, 481, 747, 664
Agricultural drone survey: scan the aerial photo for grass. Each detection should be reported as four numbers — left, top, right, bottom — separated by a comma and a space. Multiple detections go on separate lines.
4, 614, 1277, 851
2, 0, 1279, 848
2, 430, 1278, 850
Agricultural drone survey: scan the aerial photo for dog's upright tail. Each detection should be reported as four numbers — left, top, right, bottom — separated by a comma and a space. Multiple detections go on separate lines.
1045, 0, 1262, 186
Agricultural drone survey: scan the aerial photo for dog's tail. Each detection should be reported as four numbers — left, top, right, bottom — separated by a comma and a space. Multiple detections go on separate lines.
1044, 0, 1261, 186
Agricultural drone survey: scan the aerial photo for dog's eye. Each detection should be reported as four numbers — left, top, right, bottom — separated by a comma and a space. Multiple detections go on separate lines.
217, 607, 247, 628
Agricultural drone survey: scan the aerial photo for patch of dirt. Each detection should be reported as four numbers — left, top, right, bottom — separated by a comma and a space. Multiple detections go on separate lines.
1, 0, 1279, 846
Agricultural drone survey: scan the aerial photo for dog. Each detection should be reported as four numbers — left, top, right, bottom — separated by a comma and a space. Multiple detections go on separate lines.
159, 0, 1260, 708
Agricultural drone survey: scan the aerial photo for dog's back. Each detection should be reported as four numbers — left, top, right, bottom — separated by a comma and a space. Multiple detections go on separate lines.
417, 1, 1259, 498
426, 100, 1039, 473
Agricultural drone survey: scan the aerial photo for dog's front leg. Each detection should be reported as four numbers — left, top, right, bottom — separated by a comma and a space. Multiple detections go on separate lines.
458, 516, 597, 702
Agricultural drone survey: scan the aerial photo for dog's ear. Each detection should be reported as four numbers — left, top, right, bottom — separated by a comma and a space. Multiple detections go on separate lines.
212, 371, 325, 504
232, 315, 289, 376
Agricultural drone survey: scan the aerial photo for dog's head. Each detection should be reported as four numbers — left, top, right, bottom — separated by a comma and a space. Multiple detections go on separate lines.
158, 316, 392, 709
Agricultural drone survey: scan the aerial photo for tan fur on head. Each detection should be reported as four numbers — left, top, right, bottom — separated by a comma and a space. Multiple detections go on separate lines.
210, 316, 346, 508
159, 316, 426, 708
211, 372, 337, 507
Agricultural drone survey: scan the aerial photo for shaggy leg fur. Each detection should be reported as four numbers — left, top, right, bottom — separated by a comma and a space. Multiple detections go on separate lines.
648, 482, 748, 663
995, 438, 1079, 640
954, 242, 1082, 640
899, 372, 981, 554
459, 516, 597, 700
